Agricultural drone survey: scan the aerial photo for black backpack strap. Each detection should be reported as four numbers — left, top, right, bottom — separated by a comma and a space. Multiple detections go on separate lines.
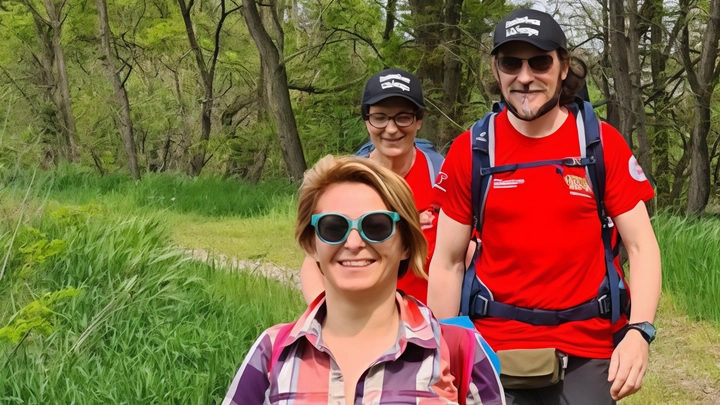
470, 112, 497, 235
462, 99, 628, 325
482, 157, 595, 176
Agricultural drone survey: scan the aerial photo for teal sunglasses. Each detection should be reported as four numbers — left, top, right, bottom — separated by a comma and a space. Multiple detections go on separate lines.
310, 210, 401, 245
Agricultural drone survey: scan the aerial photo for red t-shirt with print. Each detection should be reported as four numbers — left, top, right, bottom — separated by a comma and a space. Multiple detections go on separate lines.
397, 147, 440, 304
435, 110, 654, 358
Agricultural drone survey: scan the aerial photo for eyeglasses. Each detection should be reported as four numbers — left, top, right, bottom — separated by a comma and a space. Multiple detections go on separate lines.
310, 211, 401, 245
367, 112, 417, 129
496, 55, 554, 75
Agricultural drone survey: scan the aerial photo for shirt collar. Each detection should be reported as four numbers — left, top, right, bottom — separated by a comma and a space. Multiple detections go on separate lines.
276, 292, 440, 354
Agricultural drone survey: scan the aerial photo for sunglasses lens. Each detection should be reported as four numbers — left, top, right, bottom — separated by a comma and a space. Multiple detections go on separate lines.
528, 55, 554, 72
360, 213, 395, 242
316, 215, 349, 243
498, 55, 554, 74
498, 56, 522, 74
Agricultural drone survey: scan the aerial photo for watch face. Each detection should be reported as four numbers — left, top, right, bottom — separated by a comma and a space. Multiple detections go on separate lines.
633, 322, 656, 343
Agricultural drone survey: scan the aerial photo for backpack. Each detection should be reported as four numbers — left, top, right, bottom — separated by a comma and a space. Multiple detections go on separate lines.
460, 98, 630, 328
268, 320, 479, 405
355, 138, 444, 186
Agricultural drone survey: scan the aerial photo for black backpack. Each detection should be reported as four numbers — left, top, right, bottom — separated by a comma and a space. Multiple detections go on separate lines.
460, 98, 630, 327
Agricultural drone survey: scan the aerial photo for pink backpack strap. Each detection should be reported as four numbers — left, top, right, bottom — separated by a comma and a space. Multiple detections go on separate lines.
440, 324, 476, 405
268, 322, 296, 374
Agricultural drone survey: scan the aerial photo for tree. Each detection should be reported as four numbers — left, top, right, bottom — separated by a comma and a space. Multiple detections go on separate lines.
96, 0, 140, 179
18, 0, 80, 163
608, 0, 652, 180
678, 0, 720, 215
242, 0, 307, 181
176, 0, 241, 176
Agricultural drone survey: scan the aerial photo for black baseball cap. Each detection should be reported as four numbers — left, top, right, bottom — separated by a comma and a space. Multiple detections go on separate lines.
491, 9, 567, 55
361, 68, 425, 109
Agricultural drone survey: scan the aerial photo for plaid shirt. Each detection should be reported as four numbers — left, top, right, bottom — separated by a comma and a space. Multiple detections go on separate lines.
222, 293, 504, 405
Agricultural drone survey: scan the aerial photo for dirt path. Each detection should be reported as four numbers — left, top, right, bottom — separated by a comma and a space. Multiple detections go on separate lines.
185, 248, 301, 290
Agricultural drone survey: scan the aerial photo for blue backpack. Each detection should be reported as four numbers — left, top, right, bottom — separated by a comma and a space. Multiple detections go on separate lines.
460, 98, 630, 329
355, 138, 444, 186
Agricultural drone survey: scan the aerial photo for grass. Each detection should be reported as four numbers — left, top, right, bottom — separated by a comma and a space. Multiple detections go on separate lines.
0, 205, 304, 404
620, 292, 720, 404
169, 195, 303, 269
4, 164, 298, 218
653, 212, 720, 324
3, 168, 720, 403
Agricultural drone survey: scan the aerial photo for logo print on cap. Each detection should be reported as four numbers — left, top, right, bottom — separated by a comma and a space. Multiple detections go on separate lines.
628, 156, 647, 182
505, 16, 541, 37
379, 74, 411, 92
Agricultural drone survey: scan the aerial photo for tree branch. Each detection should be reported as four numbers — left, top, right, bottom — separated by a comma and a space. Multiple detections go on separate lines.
287, 76, 365, 94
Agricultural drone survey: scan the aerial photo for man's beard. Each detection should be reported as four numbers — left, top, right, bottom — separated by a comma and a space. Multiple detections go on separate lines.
504, 73, 564, 122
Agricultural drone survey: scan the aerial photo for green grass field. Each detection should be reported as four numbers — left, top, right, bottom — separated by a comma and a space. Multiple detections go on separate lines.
1, 170, 719, 404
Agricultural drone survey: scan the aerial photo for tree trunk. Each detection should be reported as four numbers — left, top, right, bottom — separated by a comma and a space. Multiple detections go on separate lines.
382, 0, 397, 40
408, 0, 443, 145
608, 0, 635, 148
439, 0, 463, 149
668, 137, 690, 207
242, 0, 306, 181
43, 0, 80, 162
678, 0, 720, 215
177, 0, 214, 176
96, 0, 140, 180
598, 0, 618, 126
626, 0, 653, 214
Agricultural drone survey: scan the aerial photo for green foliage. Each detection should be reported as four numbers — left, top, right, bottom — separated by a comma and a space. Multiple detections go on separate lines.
0, 203, 304, 403
16, 227, 68, 275
654, 212, 720, 324
0, 287, 80, 343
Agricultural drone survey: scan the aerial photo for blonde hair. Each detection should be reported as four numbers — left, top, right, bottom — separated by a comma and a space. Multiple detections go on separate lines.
295, 155, 428, 279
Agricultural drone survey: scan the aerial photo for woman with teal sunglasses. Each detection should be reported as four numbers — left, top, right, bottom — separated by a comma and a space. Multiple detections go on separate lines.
222, 155, 504, 404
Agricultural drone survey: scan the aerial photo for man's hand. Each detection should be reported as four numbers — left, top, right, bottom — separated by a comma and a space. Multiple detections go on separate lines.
608, 329, 650, 400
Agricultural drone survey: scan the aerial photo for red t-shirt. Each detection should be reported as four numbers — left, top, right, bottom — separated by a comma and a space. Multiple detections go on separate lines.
396, 148, 440, 304
436, 110, 654, 358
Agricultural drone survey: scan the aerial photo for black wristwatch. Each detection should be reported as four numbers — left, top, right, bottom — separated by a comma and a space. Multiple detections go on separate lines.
626, 321, 656, 344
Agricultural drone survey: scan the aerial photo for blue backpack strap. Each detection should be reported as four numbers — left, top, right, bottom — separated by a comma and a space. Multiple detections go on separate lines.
460, 112, 497, 319
415, 138, 445, 185
355, 141, 374, 158
570, 98, 625, 324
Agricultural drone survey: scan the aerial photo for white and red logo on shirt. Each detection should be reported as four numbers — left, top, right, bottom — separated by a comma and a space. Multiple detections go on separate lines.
434, 171, 449, 192
628, 156, 647, 182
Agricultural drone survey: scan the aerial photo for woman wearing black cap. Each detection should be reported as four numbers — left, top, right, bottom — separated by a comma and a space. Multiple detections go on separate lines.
300, 68, 444, 305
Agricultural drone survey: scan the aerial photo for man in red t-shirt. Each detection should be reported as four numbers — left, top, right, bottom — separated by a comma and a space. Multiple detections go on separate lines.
428, 9, 661, 405
300, 68, 442, 304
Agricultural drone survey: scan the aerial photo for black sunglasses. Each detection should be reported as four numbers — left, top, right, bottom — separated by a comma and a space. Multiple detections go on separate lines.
310, 211, 400, 244
496, 55, 554, 75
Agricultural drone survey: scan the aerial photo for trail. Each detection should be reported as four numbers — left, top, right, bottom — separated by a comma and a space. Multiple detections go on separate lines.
185, 248, 301, 290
